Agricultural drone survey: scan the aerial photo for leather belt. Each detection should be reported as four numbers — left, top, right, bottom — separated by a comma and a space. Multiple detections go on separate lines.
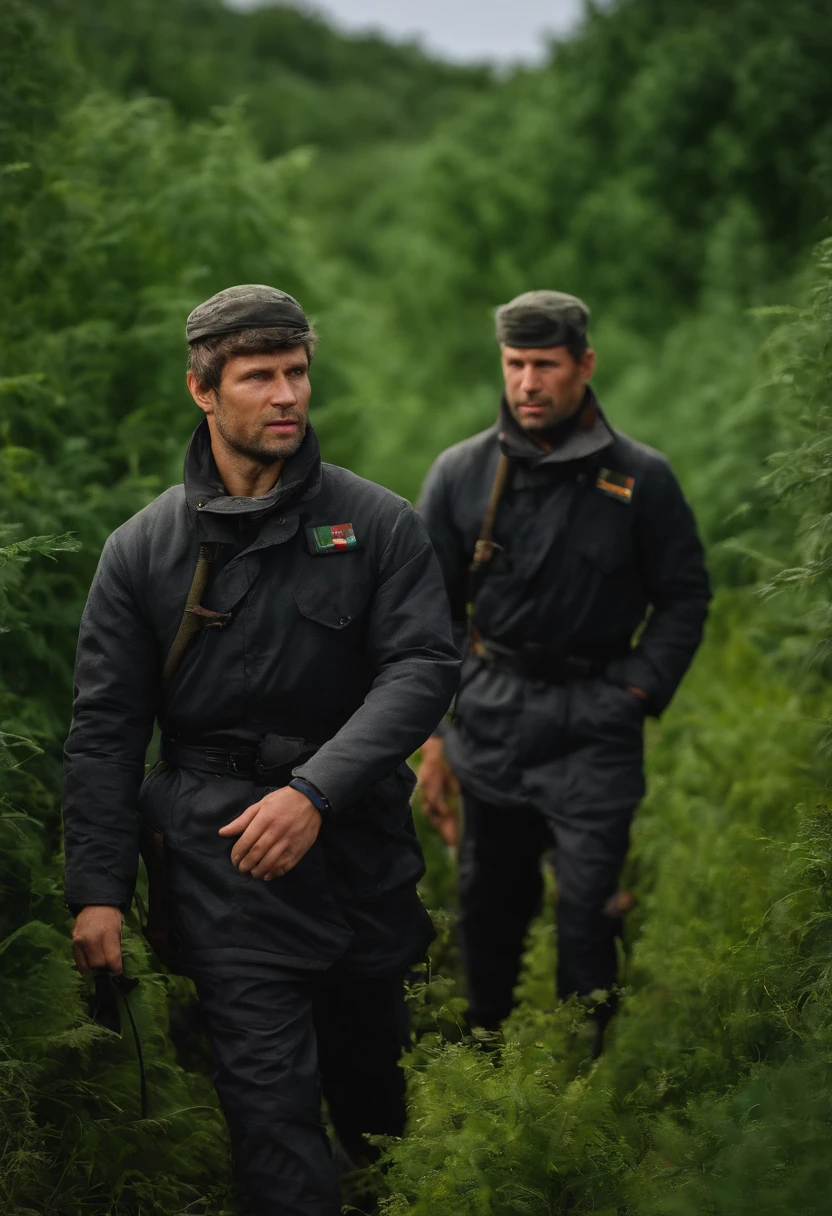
162, 742, 259, 777
160, 735, 317, 783
472, 638, 613, 685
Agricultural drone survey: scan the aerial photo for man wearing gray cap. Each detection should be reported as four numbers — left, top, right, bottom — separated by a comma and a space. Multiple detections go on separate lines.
417, 290, 710, 1052
63, 285, 460, 1214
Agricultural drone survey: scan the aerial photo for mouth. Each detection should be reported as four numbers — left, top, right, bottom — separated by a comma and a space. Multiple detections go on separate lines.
517, 402, 548, 417
265, 419, 300, 434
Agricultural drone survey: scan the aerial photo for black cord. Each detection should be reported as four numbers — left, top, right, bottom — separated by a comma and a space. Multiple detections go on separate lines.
91, 972, 149, 1120
117, 982, 149, 1121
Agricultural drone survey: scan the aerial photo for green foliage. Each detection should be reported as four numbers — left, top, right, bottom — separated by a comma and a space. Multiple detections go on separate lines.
4, 0, 832, 1211
764, 241, 832, 620
48, 0, 492, 157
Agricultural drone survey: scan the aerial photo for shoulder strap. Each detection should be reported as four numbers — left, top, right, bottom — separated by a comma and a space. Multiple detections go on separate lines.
162, 542, 229, 693
466, 450, 513, 628
471, 451, 513, 569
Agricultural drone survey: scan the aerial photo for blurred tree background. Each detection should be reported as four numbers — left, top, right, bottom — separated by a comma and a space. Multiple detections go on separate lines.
2, 0, 832, 1210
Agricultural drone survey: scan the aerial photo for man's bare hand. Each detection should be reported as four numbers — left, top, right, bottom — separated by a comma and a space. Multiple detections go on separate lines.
219, 786, 322, 880
418, 736, 460, 848
72, 905, 124, 974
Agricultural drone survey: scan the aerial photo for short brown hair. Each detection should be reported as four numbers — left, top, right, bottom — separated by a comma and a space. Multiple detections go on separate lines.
566, 337, 589, 363
188, 325, 318, 392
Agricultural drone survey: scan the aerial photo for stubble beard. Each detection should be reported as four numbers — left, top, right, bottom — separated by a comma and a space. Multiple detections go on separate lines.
508, 390, 584, 432
509, 395, 560, 431
214, 403, 307, 464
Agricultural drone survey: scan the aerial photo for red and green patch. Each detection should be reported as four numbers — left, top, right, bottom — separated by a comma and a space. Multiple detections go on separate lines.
306, 522, 358, 555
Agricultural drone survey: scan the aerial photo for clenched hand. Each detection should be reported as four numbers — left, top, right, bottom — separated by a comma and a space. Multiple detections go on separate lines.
219, 785, 322, 880
72, 904, 124, 974
418, 735, 460, 848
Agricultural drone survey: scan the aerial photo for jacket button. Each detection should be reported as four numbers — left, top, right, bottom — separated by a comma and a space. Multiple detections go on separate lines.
339, 616, 350, 626
278, 517, 286, 524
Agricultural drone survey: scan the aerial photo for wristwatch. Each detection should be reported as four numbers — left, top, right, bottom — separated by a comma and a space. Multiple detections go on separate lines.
288, 776, 332, 817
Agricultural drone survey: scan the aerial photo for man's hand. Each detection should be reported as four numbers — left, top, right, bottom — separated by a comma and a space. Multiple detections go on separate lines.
72, 905, 124, 974
418, 735, 460, 848
219, 786, 322, 880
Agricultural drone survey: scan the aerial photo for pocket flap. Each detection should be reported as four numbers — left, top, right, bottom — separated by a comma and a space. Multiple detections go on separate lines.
293, 579, 371, 630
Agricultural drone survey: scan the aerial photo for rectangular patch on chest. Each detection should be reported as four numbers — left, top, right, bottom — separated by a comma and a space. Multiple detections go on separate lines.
305, 522, 358, 555
596, 468, 635, 503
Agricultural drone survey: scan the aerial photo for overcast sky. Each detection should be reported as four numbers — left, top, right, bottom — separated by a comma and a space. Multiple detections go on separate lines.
228, 0, 592, 63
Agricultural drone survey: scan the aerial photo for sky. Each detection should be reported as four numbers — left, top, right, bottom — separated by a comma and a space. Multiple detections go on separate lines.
227, 0, 592, 64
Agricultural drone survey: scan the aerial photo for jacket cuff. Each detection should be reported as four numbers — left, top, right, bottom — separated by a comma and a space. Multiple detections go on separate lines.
64, 879, 133, 918
65, 895, 131, 917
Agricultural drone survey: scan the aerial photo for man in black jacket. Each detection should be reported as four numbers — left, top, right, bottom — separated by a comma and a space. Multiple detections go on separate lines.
63, 285, 460, 1216
417, 290, 710, 1049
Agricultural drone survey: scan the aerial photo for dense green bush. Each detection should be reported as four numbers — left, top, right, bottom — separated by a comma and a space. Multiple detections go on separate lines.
3, 0, 832, 1210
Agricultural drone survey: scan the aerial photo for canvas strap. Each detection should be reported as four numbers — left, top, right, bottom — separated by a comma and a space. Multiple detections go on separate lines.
466, 451, 513, 624
161, 542, 230, 693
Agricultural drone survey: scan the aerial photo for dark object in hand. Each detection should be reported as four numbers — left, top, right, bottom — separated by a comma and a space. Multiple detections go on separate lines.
88, 970, 148, 1118
89, 970, 140, 1033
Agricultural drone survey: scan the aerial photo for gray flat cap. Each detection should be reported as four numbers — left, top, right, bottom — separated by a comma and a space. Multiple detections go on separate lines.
186, 284, 309, 344
495, 289, 590, 348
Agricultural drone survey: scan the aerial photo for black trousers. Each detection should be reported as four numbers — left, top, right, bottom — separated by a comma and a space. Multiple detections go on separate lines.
187, 959, 410, 1216
458, 790, 635, 1028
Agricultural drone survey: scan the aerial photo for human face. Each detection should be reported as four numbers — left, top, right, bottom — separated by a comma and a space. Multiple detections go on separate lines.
189, 346, 312, 464
501, 344, 595, 433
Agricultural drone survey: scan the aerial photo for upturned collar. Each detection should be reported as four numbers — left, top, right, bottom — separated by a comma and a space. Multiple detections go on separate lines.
183, 417, 323, 521
497, 387, 614, 466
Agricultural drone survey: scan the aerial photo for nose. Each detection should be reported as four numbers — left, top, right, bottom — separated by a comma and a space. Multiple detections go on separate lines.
520, 366, 540, 395
268, 374, 298, 409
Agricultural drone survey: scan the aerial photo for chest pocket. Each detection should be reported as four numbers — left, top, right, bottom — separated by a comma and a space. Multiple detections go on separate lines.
570, 490, 635, 574
293, 577, 372, 630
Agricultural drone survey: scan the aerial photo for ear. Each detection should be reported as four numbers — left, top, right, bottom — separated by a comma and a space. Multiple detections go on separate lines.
580, 347, 596, 382
187, 370, 216, 416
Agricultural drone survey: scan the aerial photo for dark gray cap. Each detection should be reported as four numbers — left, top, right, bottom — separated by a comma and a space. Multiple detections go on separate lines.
186, 284, 309, 344
495, 289, 590, 348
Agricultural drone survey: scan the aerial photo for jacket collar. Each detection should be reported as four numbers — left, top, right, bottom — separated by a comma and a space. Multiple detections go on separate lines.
497, 387, 614, 467
183, 417, 323, 522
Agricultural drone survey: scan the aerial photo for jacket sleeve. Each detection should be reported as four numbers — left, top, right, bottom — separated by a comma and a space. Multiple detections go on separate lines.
416, 455, 470, 739
417, 454, 469, 647
63, 534, 159, 912
293, 503, 460, 811
606, 458, 711, 715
